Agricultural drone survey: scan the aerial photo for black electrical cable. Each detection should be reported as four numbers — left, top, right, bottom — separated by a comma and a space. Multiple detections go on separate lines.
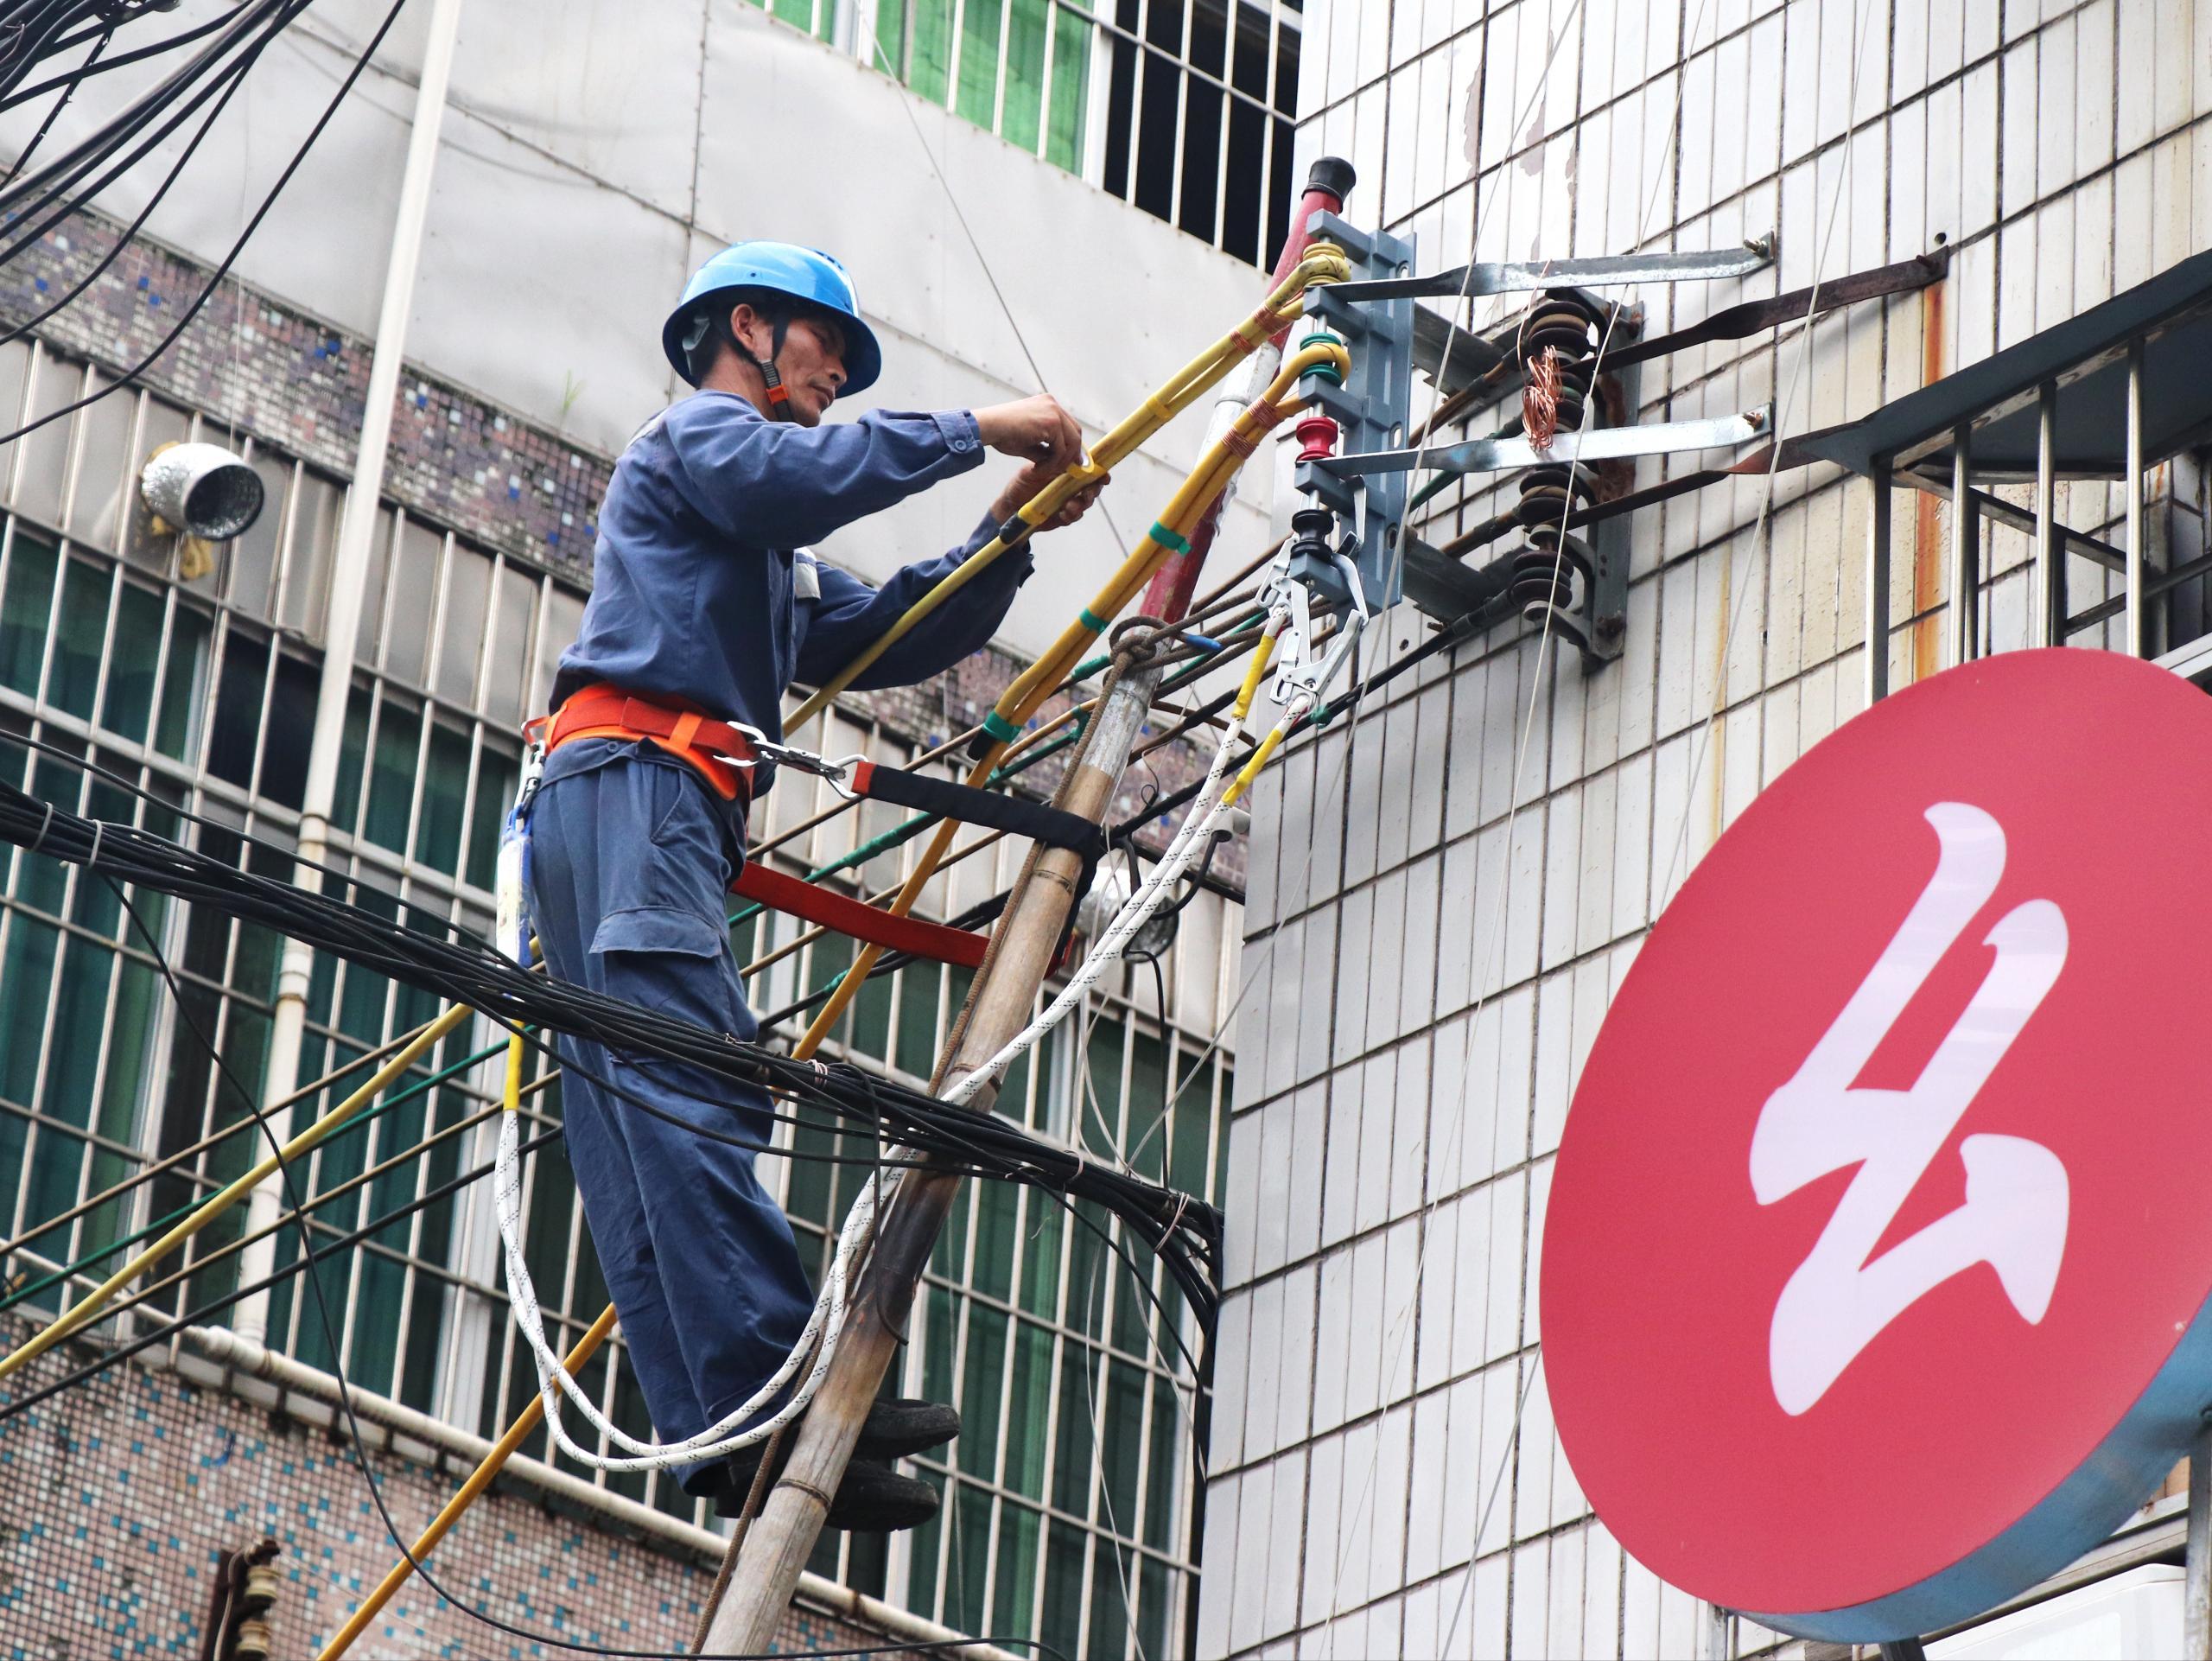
0, 13, 271, 279
78, 877, 1073, 1661
0, 0, 377, 451
0, 777, 1223, 1309
0, 1113, 569, 1425
0, 0, 296, 230
0, 21, 265, 357
5, 6, 238, 110
3, 23, 107, 188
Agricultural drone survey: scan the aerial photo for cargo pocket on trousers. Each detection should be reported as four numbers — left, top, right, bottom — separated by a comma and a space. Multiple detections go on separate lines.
588, 905, 753, 1044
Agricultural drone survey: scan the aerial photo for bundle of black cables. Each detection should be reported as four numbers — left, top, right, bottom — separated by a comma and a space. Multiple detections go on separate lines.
0, 0, 316, 254
0, 773, 1226, 1332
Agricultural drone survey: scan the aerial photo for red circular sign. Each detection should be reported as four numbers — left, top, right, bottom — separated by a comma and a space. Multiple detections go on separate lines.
1542, 649, 2212, 1640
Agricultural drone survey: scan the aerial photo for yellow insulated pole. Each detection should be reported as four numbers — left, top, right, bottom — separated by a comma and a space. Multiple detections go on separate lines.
313, 1304, 620, 1661
0, 1003, 473, 1385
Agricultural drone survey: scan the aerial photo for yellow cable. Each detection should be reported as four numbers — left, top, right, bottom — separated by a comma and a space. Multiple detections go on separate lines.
991, 338, 1348, 722
0, 1003, 474, 1385
784, 247, 1349, 730
314, 1305, 621, 1661
1232, 628, 1278, 722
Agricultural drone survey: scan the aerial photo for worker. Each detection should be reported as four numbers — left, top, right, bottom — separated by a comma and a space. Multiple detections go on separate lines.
524, 242, 1103, 1532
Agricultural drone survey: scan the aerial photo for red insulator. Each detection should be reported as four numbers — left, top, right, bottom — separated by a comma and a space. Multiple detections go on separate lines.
1295, 415, 1340, 463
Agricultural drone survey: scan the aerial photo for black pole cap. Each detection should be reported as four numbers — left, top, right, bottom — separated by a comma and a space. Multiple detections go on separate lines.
1304, 156, 1356, 205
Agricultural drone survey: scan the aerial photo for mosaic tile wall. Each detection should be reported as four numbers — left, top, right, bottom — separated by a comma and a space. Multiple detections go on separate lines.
0, 1316, 901, 1660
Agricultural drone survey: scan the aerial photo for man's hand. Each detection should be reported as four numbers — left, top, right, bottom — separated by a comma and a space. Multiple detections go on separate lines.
975, 393, 1084, 471
990, 458, 1107, 531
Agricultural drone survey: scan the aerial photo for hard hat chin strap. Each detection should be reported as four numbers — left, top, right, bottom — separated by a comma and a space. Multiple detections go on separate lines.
715, 309, 798, 421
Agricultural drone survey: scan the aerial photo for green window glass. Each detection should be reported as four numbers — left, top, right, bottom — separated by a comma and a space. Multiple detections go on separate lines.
894, 962, 942, 1078
992, 1499, 1040, 1634
414, 721, 473, 872
363, 701, 422, 853
153, 605, 212, 764
48, 557, 110, 721
329, 685, 372, 836
206, 630, 269, 788
467, 748, 518, 891
0, 918, 59, 1113
99, 582, 164, 744
1039, 1519, 1086, 1661
1001, 1317, 1054, 1499
890, 1, 1088, 171
751, 0, 833, 42
0, 530, 58, 696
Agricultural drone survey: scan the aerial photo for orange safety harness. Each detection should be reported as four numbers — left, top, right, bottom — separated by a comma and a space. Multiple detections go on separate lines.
530, 685, 1105, 971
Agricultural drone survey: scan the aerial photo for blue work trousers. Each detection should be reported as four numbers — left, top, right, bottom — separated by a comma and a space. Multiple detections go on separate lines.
524, 739, 813, 1494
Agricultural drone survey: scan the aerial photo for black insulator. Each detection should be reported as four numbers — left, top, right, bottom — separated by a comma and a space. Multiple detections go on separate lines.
1510, 548, 1575, 613
1511, 463, 1596, 539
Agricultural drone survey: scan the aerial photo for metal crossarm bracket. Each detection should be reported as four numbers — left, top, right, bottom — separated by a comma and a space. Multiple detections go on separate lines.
1294, 209, 1417, 609
1317, 405, 1773, 480
1329, 236, 1776, 304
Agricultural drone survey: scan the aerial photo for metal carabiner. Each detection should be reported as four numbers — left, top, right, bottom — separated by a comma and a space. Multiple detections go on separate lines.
715, 724, 871, 799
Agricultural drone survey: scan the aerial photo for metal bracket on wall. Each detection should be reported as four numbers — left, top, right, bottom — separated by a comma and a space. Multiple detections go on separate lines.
1318, 406, 1773, 478
1294, 210, 1419, 611
1330, 236, 1776, 304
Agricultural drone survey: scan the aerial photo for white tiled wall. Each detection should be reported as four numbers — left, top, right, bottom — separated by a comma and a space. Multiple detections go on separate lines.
1203, 0, 2212, 1654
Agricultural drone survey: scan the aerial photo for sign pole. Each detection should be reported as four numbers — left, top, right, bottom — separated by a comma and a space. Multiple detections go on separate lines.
2188, 1420, 2212, 1658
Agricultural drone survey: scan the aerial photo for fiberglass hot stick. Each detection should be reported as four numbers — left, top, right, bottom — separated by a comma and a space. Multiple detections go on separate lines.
781, 245, 1353, 730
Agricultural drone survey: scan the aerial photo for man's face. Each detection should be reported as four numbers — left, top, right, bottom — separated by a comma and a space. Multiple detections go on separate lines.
732, 304, 847, 425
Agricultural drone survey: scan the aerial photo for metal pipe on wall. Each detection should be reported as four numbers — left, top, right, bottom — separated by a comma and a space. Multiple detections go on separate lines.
2126, 340, 2146, 657
2189, 1426, 2212, 1658
232, 0, 468, 1347
1866, 460, 1891, 703
1948, 427, 1977, 668
2034, 380, 2061, 648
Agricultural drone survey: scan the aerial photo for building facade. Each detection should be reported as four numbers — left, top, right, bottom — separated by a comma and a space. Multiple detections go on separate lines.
1203, 0, 2212, 1657
0, 1, 1292, 1656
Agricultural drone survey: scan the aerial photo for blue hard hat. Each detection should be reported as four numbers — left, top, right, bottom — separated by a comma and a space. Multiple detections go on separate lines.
663, 241, 884, 395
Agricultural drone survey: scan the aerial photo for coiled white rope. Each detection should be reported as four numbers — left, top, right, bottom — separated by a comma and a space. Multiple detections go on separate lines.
491, 1040, 899, 1473
944, 604, 1360, 1112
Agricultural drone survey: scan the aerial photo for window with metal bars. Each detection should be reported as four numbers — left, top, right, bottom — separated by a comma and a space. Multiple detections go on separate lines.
739, 0, 1302, 267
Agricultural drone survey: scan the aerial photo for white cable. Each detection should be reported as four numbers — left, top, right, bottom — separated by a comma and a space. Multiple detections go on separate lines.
945, 611, 1362, 1114
492, 1089, 899, 1473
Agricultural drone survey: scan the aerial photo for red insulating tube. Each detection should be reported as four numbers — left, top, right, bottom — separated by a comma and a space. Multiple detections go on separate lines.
1137, 156, 1357, 623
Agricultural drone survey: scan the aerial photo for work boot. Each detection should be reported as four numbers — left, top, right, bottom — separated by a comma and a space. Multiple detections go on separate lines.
718, 1448, 941, 1533
853, 1397, 960, 1461
717, 1398, 957, 1534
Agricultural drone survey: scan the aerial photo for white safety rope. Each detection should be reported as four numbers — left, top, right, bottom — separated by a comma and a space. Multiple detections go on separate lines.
491, 1081, 897, 1473
945, 600, 1362, 1114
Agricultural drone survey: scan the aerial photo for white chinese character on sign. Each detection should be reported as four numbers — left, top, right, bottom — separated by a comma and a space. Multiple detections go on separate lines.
1750, 803, 2070, 1416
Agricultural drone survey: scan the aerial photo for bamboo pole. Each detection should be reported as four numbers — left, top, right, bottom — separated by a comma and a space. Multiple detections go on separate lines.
702, 655, 1160, 1651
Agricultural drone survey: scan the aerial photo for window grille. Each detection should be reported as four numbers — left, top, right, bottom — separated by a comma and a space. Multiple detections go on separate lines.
741, 0, 1303, 268
0, 334, 1241, 1656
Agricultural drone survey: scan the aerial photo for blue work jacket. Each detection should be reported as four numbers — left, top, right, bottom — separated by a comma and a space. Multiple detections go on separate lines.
550, 391, 1031, 802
